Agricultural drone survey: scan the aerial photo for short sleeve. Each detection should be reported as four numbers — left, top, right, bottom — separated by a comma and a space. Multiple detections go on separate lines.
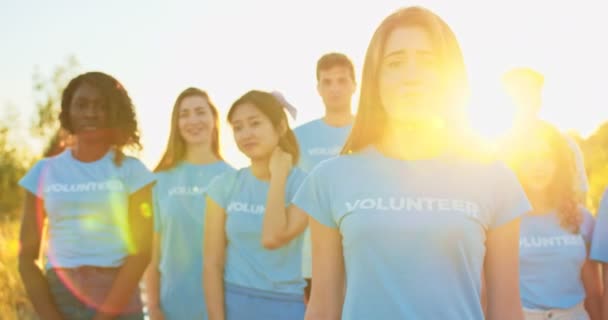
152, 178, 163, 232
286, 168, 307, 205
292, 164, 337, 229
591, 188, 608, 262
489, 162, 532, 230
580, 207, 595, 244
19, 159, 48, 197
122, 157, 156, 194
205, 171, 234, 209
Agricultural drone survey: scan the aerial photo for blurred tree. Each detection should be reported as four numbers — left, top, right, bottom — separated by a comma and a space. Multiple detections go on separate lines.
0, 56, 79, 218
32, 55, 80, 159
31, 55, 80, 141
0, 106, 29, 216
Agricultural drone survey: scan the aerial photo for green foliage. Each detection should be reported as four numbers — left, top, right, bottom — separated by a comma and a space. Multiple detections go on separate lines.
0, 56, 80, 318
31, 55, 80, 139
0, 219, 38, 320
0, 112, 30, 216
0, 56, 79, 217
0, 57, 78, 320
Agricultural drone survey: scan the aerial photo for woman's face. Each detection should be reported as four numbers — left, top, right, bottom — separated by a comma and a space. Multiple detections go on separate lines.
230, 103, 280, 160
518, 138, 557, 194
177, 95, 215, 146
378, 26, 443, 125
69, 82, 110, 142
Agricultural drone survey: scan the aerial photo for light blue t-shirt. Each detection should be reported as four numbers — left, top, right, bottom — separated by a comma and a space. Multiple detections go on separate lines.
519, 209, 594, 310
206, 167, 307, 295
292, 147, 531, 319
591, 188, 608, 262
294, 118, 352, 172
153, 161, 233, 319
294, 118, 352, 278
18, 149, 156, 269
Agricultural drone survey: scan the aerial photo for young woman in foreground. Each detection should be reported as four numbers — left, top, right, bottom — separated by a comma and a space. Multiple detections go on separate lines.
291, 6, 530, 319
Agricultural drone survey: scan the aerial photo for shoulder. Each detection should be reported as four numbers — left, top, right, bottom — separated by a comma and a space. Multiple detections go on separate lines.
23, 157, 54, 182
443, 158, 520, 194
305, 152, 364, 180
118, 154, 153, 175
31, 156, 53, 169
217, 161, 237, 173
153, 166, 174, 184
294, 119, 323, 135
28, 150, 70, 174
120, 154, 147, 167
211, 166, 244, 186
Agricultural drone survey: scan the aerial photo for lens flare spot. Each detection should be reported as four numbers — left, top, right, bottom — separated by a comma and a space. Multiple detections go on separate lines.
140, 202, 152, 219
80, 215, 100, 231
7, 239, 19, 257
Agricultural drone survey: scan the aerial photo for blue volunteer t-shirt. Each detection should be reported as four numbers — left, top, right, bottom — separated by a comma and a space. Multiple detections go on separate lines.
292, 147, 531, 319
206, 167, 307, 295
153, 161, 233, 319
294, 118, 352, 172
294, 118, 352, 278
591, 188, 608, 263
18, 149, 156, 269
519, 209, 594, 310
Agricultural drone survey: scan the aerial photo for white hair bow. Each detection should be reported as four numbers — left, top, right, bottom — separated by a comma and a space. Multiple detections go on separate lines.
270, 91, 297, 120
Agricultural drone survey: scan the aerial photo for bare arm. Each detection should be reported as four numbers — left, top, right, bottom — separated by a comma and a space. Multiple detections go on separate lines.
144, 232, 165, 320
203, 196, 227, 320
481, 269, 487, 318
93, 183, 155, 319
485, 218, 523, 320
583, 257, 602, 320
18, 191, 64, 320
302, 210, 344, 320
261, 169, 308, 250
601, 264, 608, 320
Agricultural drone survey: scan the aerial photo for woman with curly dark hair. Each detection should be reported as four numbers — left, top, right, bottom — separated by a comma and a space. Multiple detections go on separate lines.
18, 71, 156, 320
505, 122, 601, 320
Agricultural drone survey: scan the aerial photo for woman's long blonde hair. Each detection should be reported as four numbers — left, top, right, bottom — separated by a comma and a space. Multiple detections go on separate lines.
342, 6, 474, 157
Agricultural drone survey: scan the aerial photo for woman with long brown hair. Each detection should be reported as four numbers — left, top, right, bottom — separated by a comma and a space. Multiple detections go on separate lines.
506, 122, 601, 320
290, 6, 530, 319
145, 88, 232, 320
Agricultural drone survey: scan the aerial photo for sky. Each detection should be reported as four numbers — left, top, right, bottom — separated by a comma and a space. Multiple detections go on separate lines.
1, 0, 607, 168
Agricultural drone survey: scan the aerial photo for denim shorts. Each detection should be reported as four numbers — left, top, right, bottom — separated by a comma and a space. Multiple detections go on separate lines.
47, 267, 144, 320
224, 283, 305, 320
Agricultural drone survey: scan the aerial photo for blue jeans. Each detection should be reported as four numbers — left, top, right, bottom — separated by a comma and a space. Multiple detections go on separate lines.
47, 267, 144, 320
224, 283, 305, 320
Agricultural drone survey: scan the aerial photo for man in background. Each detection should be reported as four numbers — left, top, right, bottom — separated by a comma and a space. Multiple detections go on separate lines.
294, 52, 357, 302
